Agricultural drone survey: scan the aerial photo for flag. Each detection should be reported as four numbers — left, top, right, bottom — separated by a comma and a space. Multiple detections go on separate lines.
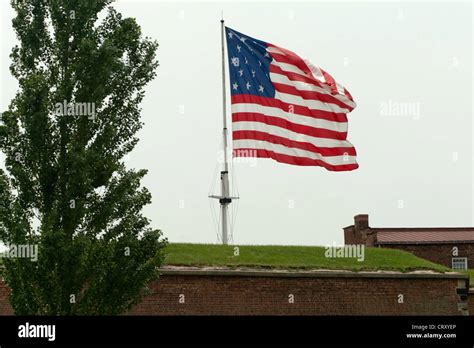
225, 27, 358, 171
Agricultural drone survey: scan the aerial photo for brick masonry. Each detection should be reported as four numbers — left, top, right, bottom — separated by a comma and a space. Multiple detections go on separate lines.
0, 269, 469, 315
382, 244, 474, 269
469, 289, 474, 314
129, 269, 469, 315
344, 214, 474, 269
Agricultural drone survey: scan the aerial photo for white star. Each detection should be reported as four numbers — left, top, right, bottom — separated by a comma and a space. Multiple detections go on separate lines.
238, 69, 244, 76
240, 37, 246, 43
228, 31, 234, 39
244, 57, 248, 65
237, 45, 241, 52
258, 61, 262, 67
251, 70, 256, 77
246, 82, 252, 90
231, 57, 239, 67
232, 83, 238, 90
258, 85, 264, 93
264, 52, 270, 58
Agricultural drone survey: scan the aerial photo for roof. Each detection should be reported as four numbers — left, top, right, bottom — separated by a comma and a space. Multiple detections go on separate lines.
375, 228, 474, 245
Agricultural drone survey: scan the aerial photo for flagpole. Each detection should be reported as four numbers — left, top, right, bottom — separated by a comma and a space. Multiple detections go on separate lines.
220, 18, 231, 245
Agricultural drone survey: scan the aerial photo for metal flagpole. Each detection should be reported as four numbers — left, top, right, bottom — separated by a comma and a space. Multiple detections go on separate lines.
219, 18, 231, 245
209, 17, 239, 244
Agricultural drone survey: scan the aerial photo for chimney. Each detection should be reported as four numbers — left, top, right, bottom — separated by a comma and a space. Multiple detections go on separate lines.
354, 214, 369, 231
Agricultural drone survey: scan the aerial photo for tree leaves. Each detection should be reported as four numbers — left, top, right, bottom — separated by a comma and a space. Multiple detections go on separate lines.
0, 0, 166, 315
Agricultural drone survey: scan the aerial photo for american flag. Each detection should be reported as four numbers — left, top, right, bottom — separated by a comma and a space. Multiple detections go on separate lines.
226, 27, 358, 171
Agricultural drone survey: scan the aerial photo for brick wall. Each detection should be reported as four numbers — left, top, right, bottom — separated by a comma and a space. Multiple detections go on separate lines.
469, 289, 474, 315
0, 269, 469, 316
343, 214, 474, 270
382, 244, 474, 269
128, 269, 469, 316
343, 214, 374, 245
344, 225, 376, 247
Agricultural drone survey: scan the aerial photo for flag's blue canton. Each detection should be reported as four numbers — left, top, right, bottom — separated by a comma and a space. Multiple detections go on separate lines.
225, 27, 276, 98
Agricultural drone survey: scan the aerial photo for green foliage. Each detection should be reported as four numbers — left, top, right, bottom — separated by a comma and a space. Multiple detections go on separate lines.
460, 269, 474, 285
165, 243, 449, 273
0, 0, 167, 315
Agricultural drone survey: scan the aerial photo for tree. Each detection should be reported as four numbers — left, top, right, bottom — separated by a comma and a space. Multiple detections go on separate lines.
0, 0, 167, 315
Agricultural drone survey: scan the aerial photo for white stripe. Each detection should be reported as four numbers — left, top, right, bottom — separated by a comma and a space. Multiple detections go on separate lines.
231, 103, 348, 133
270, 72, 356, 111
267, 46, 286, 55
273, 59, 344, 104
232, 121, 355, 149
275, 91, 350, 114
269, 59, 357, 110
233, 139, 357, 166
335, 81, 346, 96
271, 71, 333, 95
335, 93, 356, 109
303, 58, 326, 83
274, 61, 307, 76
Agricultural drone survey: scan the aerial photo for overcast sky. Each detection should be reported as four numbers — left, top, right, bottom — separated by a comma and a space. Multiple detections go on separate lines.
1, 1, 473, 246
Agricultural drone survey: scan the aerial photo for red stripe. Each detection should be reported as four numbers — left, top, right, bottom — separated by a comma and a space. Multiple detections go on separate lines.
270, 65, 355, 112
321, 68, 338, 95
233, 148, 359, 171
273, 82, 352, 112
232, 112, 347, 140
267, 43, 315, 77
231, 94, 348, 123
269, 52, 319, 81
233, 130, 356, 157
343, 88, 354, 102
270, 64, 324, 88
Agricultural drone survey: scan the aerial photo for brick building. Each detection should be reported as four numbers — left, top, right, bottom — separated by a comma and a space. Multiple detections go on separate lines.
344, 214, 474, 270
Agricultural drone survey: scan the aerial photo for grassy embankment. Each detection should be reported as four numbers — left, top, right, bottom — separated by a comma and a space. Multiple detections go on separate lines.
164, 243, 450, 273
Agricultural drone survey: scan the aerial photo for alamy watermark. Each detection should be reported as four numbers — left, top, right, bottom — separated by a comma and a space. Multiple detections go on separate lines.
217, 148, 258, 167
0, 243, 38, 262
324, 242, 365, 262
18, 322, 55, 342
380, 99, 421, 119
53, 100, 96, 120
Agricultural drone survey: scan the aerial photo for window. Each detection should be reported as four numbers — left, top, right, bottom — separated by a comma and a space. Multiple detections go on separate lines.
451, 257, 467, 270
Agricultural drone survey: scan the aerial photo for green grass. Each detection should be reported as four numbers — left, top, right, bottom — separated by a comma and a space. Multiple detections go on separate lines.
461, 269, 474, 284
164, 243, 450, 273
0, 243, 461, 275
